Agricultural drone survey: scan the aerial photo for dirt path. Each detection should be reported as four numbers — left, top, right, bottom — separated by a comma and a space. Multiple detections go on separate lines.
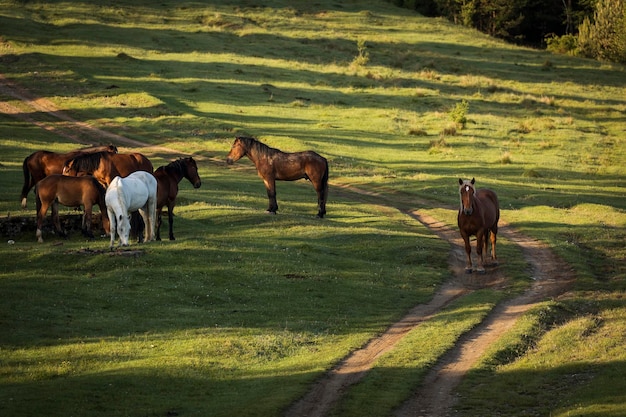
0, 75, 575, 417
0, 74, 178, 155
286, 195, 574, 417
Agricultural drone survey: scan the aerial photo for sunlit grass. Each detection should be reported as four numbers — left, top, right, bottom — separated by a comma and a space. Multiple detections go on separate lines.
0, 0, 625, 416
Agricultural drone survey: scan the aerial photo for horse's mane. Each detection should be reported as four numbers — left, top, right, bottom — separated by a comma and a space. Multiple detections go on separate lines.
159, 157, 190, 175
238, 136, 280, 157
66, 151, 106, 172
167, 158, 186, 174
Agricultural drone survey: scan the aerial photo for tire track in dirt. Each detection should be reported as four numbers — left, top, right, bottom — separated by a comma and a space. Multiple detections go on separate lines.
0, 75, 575, 417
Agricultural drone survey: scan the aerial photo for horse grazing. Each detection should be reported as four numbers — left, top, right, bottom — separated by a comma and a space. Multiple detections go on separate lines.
226, 136, 329, 218
63, 151, 153, 187
154, 157, 202, 241
105, 171, 157, 248
35, 175, 110, 243
457, 178, 500, 274
21, 144, 117, 208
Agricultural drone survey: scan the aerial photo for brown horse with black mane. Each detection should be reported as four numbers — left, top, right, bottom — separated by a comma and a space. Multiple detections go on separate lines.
154, 157, 202, 241
21, 144, 117, 208
226, 136, 329, 218
457, 178, 500, 274
63, 151, 153, 187
35, 174, 110, 243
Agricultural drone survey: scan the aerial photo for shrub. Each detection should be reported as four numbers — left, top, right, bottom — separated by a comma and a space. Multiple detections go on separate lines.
449, 99, 469, 127
351, 39, 370, 67
545, 34, 578, 55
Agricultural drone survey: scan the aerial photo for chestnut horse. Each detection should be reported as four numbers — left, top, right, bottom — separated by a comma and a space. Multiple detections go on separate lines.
226, 136, 328, 218
457, 178, 500, 274
63, 151, 153, 187
154, 157, 202, 241
21, 144, 117, 208
35, 175, 110, 243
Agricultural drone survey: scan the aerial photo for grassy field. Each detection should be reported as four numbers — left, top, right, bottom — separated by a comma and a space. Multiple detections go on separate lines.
0, 1, 625, 416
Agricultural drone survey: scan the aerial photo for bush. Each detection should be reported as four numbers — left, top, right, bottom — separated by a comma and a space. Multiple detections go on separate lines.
545, 34, 578, 55
449, 99, 469, 127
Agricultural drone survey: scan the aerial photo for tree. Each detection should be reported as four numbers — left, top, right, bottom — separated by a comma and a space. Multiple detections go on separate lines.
577, 0, 626, 62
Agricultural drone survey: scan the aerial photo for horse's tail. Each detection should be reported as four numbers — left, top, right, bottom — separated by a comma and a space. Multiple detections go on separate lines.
20, 155, 33, 208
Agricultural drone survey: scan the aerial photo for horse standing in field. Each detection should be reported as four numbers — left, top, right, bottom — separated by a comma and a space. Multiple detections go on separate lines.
21, 144, 117, 208
457, 178, 500, 274
35, 175, 110, 243
105, 171, 157, 248
154, 157, 202, 241
226, 136, 329, 218
63, 151, 153, 187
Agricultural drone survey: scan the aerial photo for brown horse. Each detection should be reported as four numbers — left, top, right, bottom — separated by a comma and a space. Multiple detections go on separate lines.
35, 175, 110, 243
457, 178, 500, 274
20, 144, 117, 208
63, 151, 153, 187
154, 157, 202, 241
226, 136, 329, 218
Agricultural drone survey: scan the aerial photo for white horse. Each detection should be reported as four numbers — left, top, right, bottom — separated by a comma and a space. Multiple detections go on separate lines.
105, 171, 157, 248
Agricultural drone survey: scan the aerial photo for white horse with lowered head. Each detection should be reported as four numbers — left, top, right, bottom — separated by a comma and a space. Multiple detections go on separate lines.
105, 171, 157, 248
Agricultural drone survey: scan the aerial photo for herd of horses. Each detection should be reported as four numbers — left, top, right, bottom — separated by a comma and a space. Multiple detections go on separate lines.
23, 136, 499, 273
24, 144, 202, 247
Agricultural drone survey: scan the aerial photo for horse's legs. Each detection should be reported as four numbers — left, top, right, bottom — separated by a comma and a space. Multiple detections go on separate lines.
156, 207, 163, 241
108, 208, 116, 249
51, 200, 66, 238
489, 227, 498, 265
167, 202, 175, 241
138, 208, 149, 242
475, 230, 486, 274
147, 197, 157, 241
36, 197, 48, 243
83, 203, 94, 239
460, 231, 473, 273
138, 203, 155, 242
313, 180, 327, 219
264, 179, 278, 214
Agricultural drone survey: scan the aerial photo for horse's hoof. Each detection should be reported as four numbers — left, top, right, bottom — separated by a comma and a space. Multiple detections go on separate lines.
265, 210, 277, 215
477, 268, 486, 275
465, 268, 473, 274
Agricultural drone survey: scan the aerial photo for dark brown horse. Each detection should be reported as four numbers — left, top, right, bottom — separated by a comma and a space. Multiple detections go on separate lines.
35, 175, 110, 242
21, 144, 117, 208
457, 178, 500, 274
226, 136, 329, 218
154, 157, 202, 241
63, 151, 153, 187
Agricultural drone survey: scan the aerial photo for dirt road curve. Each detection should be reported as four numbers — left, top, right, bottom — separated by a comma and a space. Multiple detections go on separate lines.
0, 75, 575, 417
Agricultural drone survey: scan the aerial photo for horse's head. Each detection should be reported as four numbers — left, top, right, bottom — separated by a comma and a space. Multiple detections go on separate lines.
184, 157, 202, 188
458, 177, 476, 215
226, 137, 248, 165
62, 159, 77, 176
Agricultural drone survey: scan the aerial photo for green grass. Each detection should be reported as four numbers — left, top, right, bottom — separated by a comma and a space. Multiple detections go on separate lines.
0, 0, 625, 416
